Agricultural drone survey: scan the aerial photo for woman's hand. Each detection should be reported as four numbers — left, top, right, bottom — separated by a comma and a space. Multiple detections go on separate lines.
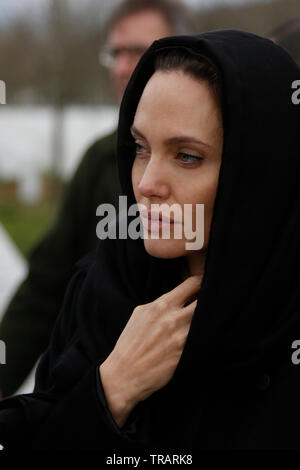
99, 274, 202, 428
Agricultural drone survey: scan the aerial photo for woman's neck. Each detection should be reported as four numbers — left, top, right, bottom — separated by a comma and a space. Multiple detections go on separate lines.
182, 251, 206, 280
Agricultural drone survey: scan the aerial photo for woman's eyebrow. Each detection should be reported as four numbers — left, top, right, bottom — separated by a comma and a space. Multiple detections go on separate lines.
130, 125, 210, 148
130, 125, 147, 139
165, 136, 210, 147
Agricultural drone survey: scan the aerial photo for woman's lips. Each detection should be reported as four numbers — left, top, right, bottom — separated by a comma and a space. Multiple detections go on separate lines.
140, 209, 181, 223
140, 210, 181, 233
142, 217, 173, 232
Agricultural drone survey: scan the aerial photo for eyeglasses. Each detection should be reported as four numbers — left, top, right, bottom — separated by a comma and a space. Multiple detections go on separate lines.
99, 44, 148, 68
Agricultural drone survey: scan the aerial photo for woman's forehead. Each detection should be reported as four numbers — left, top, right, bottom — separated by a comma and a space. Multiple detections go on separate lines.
132, 70, 222, 144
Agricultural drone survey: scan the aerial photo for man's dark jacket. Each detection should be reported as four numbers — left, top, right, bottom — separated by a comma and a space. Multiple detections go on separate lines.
0, 129, 120, 396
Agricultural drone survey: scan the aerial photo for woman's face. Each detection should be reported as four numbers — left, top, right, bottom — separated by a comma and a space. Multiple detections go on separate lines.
131, 69, 223, 259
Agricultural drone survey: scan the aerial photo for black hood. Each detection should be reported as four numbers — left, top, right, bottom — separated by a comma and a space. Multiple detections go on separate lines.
68, 30, 300, 449
115, 29, 300, 376
104, 31, 300, 442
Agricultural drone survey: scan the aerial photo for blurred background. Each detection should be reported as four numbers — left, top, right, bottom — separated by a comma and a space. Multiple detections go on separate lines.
0, 0, 299, 392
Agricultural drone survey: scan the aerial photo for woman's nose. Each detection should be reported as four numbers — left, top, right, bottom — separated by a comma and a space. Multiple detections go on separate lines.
138, 159, 170, 199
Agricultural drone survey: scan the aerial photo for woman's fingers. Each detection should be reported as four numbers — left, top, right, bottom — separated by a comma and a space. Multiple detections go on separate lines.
102, 280, 201, 414
164, 275, 202, 307
183, 298, 198, 312
179, 299, 198, 324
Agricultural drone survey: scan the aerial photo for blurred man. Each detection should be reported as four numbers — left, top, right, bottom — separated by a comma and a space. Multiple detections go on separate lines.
0, 0, 193, 398
269, 16, 300, 66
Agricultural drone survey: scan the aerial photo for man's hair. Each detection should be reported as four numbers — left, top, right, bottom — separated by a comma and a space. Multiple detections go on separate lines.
106, 0, 194, 36
269, 17, 300, 66
154, 48, 222, 108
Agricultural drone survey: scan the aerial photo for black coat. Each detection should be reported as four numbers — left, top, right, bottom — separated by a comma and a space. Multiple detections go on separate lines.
0, 30, 300, 452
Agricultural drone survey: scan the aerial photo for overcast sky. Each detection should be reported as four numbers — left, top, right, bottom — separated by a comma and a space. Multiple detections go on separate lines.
0, 0, 268, 27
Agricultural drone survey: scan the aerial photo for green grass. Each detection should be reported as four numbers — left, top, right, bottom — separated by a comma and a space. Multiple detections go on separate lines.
0, 201, 57, 258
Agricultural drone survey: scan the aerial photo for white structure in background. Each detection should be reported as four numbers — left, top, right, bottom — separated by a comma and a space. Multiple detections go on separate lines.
0, 105, 118, 203
0, 223, 27, 319
18, 168, 42, 204
0, 224, 35, 395
0, 224, 29, 389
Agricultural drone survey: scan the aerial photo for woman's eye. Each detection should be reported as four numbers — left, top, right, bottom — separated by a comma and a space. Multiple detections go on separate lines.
177, 152, 203, 164
134, 142, 148, 155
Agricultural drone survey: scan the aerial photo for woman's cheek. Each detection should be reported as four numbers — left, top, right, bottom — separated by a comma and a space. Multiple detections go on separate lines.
131, 163, 141, 199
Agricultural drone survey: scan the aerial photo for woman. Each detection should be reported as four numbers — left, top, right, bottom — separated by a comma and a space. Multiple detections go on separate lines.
0, 29, 300, 451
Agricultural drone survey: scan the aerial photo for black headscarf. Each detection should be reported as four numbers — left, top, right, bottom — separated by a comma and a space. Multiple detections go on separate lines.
1, 30, 300, 451
81, 29, 300, 447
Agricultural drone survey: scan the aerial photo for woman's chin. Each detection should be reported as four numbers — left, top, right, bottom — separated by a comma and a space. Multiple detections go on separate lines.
143, 238, 186, 259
